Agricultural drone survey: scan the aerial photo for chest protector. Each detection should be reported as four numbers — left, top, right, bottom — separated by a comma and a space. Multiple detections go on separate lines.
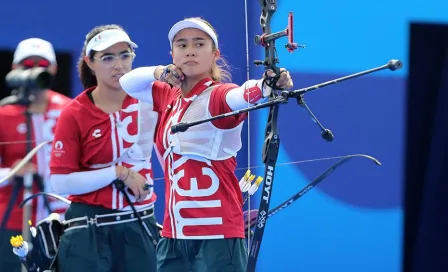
126, 100, 158, 161
90, 100, 158, 168
167, 85, 244, 161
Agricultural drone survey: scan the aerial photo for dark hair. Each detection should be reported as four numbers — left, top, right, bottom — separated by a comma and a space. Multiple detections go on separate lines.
183, 17, 232, 83
77, 24, 131, 89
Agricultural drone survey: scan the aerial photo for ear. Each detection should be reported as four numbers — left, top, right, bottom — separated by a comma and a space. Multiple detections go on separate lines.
84, 55, 95, 71
214, 49, 221, 62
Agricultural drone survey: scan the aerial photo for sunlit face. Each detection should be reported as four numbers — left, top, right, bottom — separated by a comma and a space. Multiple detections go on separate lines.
171, 28, 219, 80
86, 42, 135, 91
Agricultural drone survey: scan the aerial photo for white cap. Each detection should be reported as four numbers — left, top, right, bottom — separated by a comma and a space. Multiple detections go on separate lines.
168, 18, 218, 49
85, 29, 138, 56
13, 38, 56, 64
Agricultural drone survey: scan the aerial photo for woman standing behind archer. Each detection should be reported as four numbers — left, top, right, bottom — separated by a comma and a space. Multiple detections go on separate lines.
49, 24, 161, 272
120, 17, 293, 272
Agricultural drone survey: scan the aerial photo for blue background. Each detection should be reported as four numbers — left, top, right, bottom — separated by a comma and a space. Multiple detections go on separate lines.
1, 0, 447, 271
248, 1, 446, 271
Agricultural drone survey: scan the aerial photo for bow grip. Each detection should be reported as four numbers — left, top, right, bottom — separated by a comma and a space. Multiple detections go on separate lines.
264, 66, 283, 89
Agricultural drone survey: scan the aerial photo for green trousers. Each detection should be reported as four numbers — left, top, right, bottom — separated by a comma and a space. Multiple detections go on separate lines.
57, 202, 160, 272
156, 237, 248, 272
0, 229, 21, 272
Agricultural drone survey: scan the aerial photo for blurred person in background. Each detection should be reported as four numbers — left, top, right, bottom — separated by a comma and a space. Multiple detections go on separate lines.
0, 37, 71, 272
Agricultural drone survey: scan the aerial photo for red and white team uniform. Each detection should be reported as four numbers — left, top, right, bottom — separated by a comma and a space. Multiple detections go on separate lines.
0, 90, 71, 231
49, 87, 158, 211
120, 67, 268, 239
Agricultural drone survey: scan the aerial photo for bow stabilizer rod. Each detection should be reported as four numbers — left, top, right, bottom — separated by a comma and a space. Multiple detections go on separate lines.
289, 59, 403, 97
170, 59, 403, 135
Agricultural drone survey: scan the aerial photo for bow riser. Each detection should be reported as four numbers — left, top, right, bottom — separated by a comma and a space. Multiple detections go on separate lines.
247, 1, 285, 271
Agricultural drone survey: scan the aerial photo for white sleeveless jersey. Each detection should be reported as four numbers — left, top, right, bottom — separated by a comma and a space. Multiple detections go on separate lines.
167, 86, 244, 161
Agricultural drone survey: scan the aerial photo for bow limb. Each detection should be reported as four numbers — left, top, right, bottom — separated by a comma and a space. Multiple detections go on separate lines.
19, 192, 165, 233
19, 191, 71, 207
244, 154, 381, 230
0, 140, 51, 185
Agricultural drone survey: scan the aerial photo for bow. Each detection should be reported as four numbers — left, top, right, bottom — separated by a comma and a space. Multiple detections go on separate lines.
243, 154, 381, 232
0, 141, 51, 185
18, 192, 165, 231
246, 1, 404, 269
246, 1, 297, 270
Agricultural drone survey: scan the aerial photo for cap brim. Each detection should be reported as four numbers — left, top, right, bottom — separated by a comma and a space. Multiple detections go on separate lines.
168, 21, 206, 43
168, 19, 219, 49
14, 55, 52, 64
92, 39, 138, 52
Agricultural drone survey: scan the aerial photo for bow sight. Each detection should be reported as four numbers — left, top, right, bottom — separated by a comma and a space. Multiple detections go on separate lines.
254, 11, 304, 65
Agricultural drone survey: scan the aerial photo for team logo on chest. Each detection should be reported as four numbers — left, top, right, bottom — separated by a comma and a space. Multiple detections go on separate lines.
92, 129, 102, 138
16, 123, 27, 134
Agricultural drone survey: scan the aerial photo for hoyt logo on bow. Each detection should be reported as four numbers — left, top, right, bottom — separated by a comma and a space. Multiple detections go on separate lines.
262, 165, 273, 204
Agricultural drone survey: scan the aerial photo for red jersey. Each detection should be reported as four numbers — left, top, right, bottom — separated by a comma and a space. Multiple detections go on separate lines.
50, 87, 157, 211
152, 78, 246, 239
0, 90, 71, 231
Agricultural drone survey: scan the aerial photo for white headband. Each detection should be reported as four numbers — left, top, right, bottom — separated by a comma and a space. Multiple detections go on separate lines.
168, 18, 218, 49
86, 29, 138, 56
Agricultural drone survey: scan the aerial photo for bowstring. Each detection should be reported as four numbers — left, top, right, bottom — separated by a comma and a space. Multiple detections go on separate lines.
0, 140, 39, 145
0, 143, 362, 175
150, 154, 365, 181
243, 0, 252, 251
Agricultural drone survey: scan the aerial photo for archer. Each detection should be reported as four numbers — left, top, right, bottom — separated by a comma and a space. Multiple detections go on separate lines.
119, 16, 293, 272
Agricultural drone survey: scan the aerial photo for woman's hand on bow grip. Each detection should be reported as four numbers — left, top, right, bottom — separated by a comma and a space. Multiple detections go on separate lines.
262, 68, 294, 97
116, 166, 148, 202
